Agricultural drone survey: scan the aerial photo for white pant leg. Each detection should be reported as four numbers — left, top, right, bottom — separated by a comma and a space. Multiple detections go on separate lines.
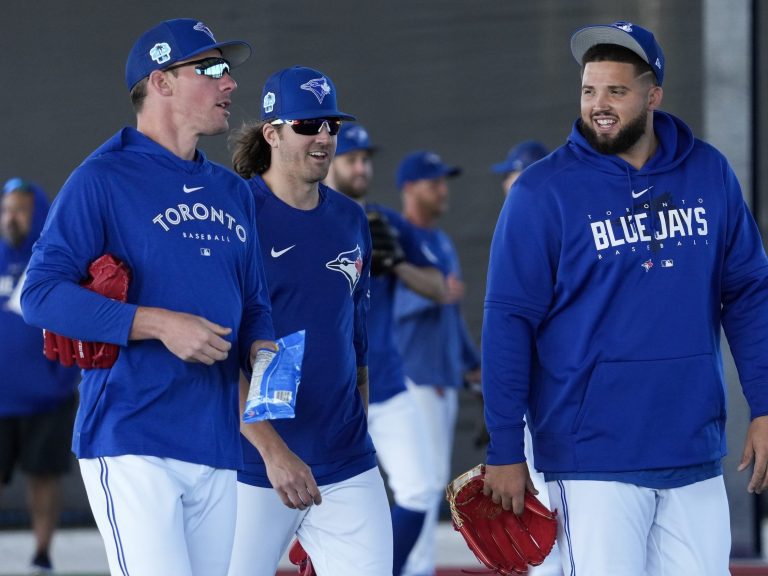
368, 389, 433, 511
299, 467, 393, 576
184, 465, 238, 576
548, 479, 655, 576
228, 482, 303, 575
524, 425, 563, 576
548, 478, 730, 576
646, 476, 731, 576
80, 456, 236, 576
403, 382, 458, 576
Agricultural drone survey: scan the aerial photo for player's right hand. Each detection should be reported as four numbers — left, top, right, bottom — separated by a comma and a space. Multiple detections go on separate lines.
482, 462, 534, 516
265, 448, 322, 510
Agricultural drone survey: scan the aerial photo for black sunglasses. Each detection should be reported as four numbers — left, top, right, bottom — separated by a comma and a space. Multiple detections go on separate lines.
164, 57, 231, 80
270, 118, 343, 136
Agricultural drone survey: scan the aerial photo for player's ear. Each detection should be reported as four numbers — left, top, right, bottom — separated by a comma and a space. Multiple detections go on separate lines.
262, 123, 280, 148
147, 70, 174, 97
648, 85, 663, 111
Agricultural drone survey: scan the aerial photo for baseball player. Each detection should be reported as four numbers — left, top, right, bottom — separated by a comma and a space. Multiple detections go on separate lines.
228, 67, 392, 576
392, 151, 481, 576
21, 19, 275, 575
0, 178, 80, 575
482, 21, 768, 576
324, 123, 446, 575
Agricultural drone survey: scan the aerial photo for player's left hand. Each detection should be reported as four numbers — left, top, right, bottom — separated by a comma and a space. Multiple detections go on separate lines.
738, 414, 768, 494
265, 447, 322, 510
249, 339, 279, 368
482, 462, 535, 515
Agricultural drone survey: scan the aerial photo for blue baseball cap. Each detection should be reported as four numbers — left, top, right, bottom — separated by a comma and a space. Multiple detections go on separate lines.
3, 177, 32, 195
125, 19, 251, 90
570, 21, 665, 86
491, 141, 548, 174
335, 123, 376, 156
396, 151, 461, 189
260, 66, 355, 122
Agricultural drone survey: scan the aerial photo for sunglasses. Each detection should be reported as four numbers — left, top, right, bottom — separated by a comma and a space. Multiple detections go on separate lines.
164, 57, 231, 80
270, 118, 343, 136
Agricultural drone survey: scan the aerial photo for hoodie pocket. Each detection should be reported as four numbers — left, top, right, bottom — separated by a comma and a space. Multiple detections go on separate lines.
572, 354, 725, 470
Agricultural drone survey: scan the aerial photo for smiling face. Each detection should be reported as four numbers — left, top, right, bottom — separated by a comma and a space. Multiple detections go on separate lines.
267, 121, 337, 185
578, 60, 661, 157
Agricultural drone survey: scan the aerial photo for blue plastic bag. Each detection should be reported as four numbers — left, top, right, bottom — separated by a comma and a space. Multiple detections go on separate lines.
242, 330, 305, 423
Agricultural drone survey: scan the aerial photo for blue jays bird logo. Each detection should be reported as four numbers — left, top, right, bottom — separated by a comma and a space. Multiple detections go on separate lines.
300, 77, 332, 104
326, 246, 363, 294
641, 259, 654, 272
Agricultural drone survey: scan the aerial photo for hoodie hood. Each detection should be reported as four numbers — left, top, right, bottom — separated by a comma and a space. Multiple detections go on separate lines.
567, 110, 695, 176
86, 127, 213, 176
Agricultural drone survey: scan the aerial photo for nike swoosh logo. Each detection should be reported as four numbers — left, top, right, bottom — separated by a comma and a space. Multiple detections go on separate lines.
183, 185, 204, 193
631, 185, 654, 199
271, 245, 296, 258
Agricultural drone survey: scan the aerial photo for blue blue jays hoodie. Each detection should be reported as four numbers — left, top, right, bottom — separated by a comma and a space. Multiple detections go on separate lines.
483, 111, 768, 476
0, 182, 79, 416
21, 128, 274, 470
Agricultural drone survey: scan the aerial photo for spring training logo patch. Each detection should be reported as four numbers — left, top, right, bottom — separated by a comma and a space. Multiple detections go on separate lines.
300, 77, 332, 104
326, 246, 363, 294
150, 43, 172, 65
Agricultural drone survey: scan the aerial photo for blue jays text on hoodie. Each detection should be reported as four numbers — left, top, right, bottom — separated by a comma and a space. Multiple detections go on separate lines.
394, 226, 480, 389
0, 182, 79, 417
20, 128, 275, 470
238, 176, 376, 488
365, 203, 437, 404
482, 111, 768, 484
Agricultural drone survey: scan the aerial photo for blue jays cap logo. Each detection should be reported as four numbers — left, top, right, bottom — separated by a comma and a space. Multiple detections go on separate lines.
193, 21, 215, 40
301, 77, 332, 104
326, 245, 363, 294
347, 126, 368, 145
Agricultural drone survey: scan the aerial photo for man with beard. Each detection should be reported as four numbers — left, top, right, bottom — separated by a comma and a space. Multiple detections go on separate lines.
481, 21, 768, 576
325, 123, 445, 575
228, 68, 392, 576
0, 179, 80, 575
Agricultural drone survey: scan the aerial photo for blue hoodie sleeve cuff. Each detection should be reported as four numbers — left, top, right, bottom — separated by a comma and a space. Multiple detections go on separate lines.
486, 425, 526, 465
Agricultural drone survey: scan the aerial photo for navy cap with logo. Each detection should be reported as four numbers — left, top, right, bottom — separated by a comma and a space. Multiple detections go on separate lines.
491, 141, 549, 174
125, 18, 251, 90
335, 123, 377, 156
570, 21, 665, 86
260, 66, 355, 122
396, 151, 461, 190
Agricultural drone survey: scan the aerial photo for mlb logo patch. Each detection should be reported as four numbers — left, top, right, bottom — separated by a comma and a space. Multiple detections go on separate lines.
661, 259, 674, 268
200, 248, 211, 256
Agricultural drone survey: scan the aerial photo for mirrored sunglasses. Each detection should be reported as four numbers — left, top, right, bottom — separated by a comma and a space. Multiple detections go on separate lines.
270, 118, 342, 136
164, 57, 231, 80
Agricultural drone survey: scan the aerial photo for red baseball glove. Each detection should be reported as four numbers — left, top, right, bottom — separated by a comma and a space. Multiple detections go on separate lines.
288, 539, 316, 576
43, 254, 131, 369
446, 464, 558, 575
